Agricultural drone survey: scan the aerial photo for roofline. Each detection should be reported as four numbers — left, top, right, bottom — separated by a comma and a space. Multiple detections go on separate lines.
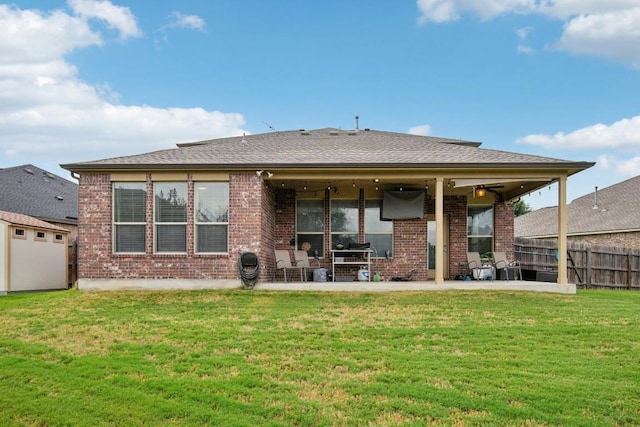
61, 161, 596, 173
517, 228, 640, 239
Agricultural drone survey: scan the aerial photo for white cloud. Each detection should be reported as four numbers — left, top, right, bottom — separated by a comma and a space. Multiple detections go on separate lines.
167, 11, 207, 32
0, 5, 101, 62
0, 3, 245, 172
516, 116, 640, 150
67, 0, 141, 39
416, 0, 537, 24
416, 1, 640, 68
516, 26, 534, 54
408, 124, 432, 136
553, 8, 640, 68
596, 153, 640, 176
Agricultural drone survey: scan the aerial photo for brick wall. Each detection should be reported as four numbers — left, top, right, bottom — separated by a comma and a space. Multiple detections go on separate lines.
78, 172, 273, 281
551, 231, 640, 248
494, 202, 515, 255
444, 196, 469, 277
77, 173, 516, 282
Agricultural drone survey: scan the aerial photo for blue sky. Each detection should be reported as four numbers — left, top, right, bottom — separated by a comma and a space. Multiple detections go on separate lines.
2, 1, 640, 210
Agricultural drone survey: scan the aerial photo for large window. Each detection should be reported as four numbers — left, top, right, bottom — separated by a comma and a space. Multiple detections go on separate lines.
195, 182, 229, 253
331, 199, 358, 249
467, 205, 494, 256
365, 200, 393, 257
154, 182, 187, 253
113, 182, 146, 253
296, 199, 324, 256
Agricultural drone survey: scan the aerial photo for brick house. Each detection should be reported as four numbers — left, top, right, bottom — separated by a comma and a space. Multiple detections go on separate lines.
61, 128, 593, 290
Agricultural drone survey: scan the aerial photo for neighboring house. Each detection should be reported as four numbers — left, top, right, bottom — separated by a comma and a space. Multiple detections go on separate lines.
0, 164, 79, 242
61, 127, 594, 290
515, 175, 640, 248
0, 210, 70, 293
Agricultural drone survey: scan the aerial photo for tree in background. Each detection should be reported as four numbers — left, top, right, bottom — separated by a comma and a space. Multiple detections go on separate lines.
514, 200, 532, 217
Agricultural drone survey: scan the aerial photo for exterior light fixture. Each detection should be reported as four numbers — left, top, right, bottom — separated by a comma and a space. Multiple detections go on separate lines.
476, 186, 486, 197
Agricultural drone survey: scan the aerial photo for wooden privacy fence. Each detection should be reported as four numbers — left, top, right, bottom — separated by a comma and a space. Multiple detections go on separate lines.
514, 237, 640, 289
68, 241, 77, 288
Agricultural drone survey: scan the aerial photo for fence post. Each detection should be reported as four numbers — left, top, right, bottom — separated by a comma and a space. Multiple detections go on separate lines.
586, 246, 591, 289
628, 251, 633, 290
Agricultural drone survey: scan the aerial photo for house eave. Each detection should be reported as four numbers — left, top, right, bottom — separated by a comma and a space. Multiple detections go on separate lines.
61, 161, 595, 174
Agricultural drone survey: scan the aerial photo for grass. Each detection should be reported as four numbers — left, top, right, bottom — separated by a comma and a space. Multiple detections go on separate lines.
0, 289, 639, 426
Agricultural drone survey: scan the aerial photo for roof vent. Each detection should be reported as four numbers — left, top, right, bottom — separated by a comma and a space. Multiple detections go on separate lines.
55, 196, 64, 201
24, 168, 34, 174
348, 132, 357, 135
364, 128, 370, 131
329, 131, 339, 136
301, 131, 310, 135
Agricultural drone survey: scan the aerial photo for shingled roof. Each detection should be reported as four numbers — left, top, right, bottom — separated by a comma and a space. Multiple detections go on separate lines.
515, 175, 640, 237
0, 165, 78, 225
0, 210, 70, 233
61, 128, 592, 172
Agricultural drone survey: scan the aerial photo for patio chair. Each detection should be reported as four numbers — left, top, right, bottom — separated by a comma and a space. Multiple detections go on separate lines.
466, 252, 482, 281
293, 250, 317, 282
274, 249, 304, 282
492, 251, 522, 281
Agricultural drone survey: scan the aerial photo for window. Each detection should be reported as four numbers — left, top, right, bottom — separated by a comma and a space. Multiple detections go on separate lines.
467, 205, 494, 256
194, 182, 229, 253
13, 228, 26, 239
54, 233, 64, 243
155, 182, 187, 253
113, 182, 147, 253
35, 230, 47, 241
365, 200, 393, 257
331, 199, 358, 249
296, 199, 324, 256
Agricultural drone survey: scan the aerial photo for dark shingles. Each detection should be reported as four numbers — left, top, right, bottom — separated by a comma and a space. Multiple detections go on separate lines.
62, 128, 584, 169
0, 165, 78, 224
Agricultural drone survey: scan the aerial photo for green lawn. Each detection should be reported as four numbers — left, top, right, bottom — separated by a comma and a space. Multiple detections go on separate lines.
0, 289, 638, 426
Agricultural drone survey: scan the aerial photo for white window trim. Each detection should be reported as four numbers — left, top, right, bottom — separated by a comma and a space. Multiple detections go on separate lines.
194, 182, 229, 254
112, 182, 147, 254
12, 228, 26, 240
153, 182, 188, 254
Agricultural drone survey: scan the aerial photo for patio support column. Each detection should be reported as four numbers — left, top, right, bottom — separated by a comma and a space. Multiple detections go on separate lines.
557, 176, 568, 285
435, 177, 444, 284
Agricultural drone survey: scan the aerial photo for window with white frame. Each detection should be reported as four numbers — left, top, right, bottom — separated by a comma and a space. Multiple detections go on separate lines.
113, 182, 146, 253
467, 205, 494, 257
296, 199, 324, 256
331, 199, 358, 249
194, 182, 229, 253
35, 230, 47, 241
154, 182, 187, 253
365, 200, 393, 257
